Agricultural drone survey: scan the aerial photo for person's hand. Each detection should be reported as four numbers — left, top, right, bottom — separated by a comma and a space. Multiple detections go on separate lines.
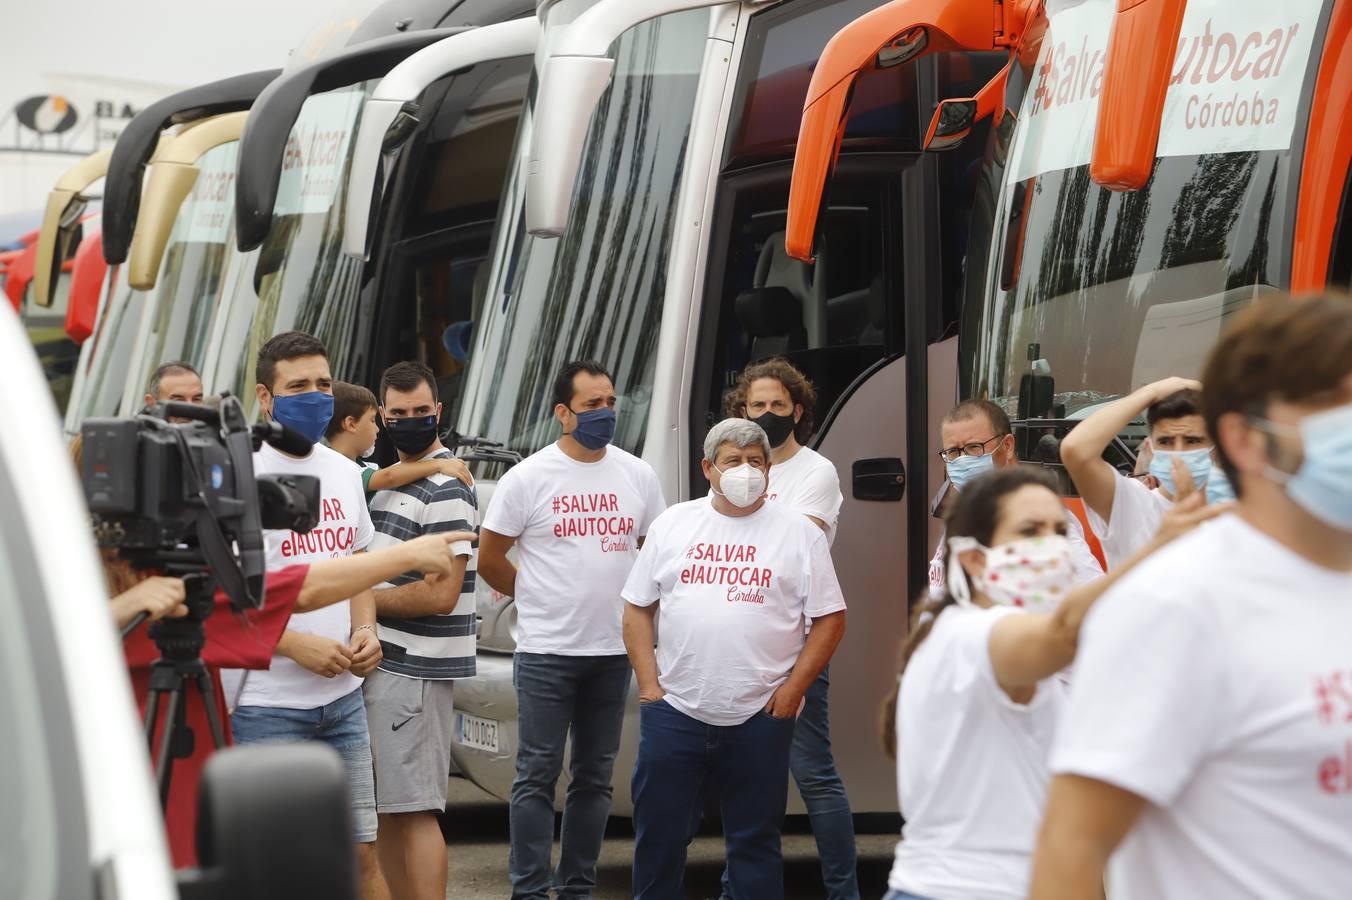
124, 576, 189, 621
404, 531, 477, 579
435, 457, 475, 486
764, 683, 806, 719
638, 683, 666, 704
349, 627, 383, 677
282, 633, 354, 678
1153, 490, 1231, 547
1148, 376, 1202, 403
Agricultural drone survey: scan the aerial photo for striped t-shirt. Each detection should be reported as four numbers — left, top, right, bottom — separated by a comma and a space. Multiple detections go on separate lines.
368, 448, 478, 680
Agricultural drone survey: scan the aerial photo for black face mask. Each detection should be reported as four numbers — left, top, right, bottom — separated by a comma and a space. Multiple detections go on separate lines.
752, 410, 796, 448
383, 414, 440, 456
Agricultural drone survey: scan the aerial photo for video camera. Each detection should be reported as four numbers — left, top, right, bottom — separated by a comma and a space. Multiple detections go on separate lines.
80, 394, 321, 613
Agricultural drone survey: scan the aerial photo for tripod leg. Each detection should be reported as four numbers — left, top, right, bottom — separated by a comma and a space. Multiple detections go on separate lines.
195, 670, 228, 750
145, 689, 164, 753
155, 687, 183, 809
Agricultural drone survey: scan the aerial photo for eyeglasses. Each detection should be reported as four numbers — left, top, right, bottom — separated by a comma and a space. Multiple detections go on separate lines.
938, 434, 1005, 464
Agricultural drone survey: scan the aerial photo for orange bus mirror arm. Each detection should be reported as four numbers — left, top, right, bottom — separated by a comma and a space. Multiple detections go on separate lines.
785, 0, 1040, 262
1090, 0, 1187, 191
923, 58, 1011, 151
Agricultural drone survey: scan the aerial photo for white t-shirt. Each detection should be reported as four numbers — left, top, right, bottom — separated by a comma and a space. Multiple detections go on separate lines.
481, 442, 665, 655
929, 510, 1103, 601
621, 497, 847, 726
765, 445, 843, 545
890, 605, 1066, 900
1052, 515, 1352, 900
222, 443, 374, 710
1083, 470, 1171, 570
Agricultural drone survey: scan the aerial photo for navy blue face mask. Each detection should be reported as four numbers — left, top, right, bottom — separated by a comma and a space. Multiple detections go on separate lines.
270, 390, 334, 445
568, 407, 617, 451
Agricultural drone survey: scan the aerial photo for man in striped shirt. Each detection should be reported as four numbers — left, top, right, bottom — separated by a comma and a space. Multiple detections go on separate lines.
364, 361, 477, 900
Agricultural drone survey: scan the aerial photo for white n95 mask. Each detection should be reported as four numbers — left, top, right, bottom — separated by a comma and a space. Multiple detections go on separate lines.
713, 463, 767, 508
947, 534, 1074, 612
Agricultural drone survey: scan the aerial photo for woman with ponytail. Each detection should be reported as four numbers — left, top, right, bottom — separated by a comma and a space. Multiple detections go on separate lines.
882, 467, 1224, 900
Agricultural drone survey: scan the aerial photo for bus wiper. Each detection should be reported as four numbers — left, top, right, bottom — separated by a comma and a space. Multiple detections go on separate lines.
445, 429, 507, 451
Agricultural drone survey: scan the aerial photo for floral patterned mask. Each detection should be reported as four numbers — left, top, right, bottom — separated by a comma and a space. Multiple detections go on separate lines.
947, 534, 1075, 612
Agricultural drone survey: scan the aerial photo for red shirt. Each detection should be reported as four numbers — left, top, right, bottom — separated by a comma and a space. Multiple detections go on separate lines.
124, 564, 306, 867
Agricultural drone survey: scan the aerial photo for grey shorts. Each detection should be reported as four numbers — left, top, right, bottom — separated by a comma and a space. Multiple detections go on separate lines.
363, 669, 455, 814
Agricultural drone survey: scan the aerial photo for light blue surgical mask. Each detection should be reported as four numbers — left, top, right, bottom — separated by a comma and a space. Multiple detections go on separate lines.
1148, 447, 1213, 496
946, 452, 995, 490
1256, 403, 1352, 532
1205, 467, 1236, 505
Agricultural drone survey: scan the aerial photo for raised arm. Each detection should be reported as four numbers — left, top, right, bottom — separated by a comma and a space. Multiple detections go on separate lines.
623, 601, 663, 703
294, 532, 475, 611
987, 492, 1225, 691
1060, 377, 1200, 522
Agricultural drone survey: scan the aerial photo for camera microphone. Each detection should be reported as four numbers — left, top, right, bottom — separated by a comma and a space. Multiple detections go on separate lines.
252, 421, 315, 457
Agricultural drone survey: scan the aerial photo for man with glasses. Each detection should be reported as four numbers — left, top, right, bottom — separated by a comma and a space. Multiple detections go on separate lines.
928, 400, 1103, 598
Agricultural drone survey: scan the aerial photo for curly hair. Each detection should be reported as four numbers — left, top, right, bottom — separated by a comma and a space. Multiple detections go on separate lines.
723, 357, 818, 444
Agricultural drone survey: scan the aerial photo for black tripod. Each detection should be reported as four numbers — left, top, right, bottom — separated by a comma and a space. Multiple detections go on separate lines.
142, 571, 227, 809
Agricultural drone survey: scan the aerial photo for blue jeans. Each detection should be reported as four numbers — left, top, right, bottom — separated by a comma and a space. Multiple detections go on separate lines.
719, 667, 860, 900
882, 892, 930, 900
510, 653, 632, 900
632, 698, 796, 900
230, 687, 377, 843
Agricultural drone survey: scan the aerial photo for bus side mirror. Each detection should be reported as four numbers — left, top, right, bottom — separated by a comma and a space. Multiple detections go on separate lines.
1090, 0, 1187, 191
922, 59, 1010, 152
924, 99, 977, 150
180, 743, 357, 900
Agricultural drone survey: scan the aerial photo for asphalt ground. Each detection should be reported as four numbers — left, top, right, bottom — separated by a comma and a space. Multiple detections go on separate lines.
440, 777, 899, 899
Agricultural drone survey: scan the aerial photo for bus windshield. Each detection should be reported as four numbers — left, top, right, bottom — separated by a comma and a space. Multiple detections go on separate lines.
132, 141, 237, 396
455, 9, 707, 457
204, 84, 368, 416
70, 268, 143, 425
961, 0, 1327, 419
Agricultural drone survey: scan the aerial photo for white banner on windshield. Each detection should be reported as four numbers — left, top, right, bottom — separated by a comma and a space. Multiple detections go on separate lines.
1008, 0, 1326, 183
183, 143, 238, 244
273, 88, 364, 217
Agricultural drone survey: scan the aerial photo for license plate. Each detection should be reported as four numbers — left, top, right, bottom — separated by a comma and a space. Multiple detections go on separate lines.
456, 713, 500, 753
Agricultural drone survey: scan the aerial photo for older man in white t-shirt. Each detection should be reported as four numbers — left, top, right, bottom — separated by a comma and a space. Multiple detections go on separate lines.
623, 418, 847, 900
1031, 294, 1352, 899
725, 359, 857, 900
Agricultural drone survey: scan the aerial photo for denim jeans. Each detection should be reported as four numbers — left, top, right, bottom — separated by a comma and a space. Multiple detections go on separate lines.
718, 667, 859, 900
230, 686, 377, 843
882, 892, 931, 900
632, 698, 796, 900
509, 652, 632, 900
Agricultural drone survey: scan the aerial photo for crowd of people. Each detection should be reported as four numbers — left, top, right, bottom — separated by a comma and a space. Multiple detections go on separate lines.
95, 289, 1352, 900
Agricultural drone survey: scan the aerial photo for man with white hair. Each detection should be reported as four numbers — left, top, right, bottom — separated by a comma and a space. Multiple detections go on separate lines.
622, 418, 848, 899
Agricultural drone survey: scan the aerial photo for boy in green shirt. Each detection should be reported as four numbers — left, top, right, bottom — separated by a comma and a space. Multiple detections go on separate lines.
327, 382, 472, 492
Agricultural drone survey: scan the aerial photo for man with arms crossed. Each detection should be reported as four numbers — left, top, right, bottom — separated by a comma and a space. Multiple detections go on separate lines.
479, 361, 666, 900
1031, 293, 1352, 899
363, 361, 477, 900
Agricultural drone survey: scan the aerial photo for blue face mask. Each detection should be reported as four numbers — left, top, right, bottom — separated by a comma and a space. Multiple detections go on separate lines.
568, 407, 617, 451
946, 452, 995, 490
1259, 403, 1352, 532
1148, 447, 1213, 496
270, 390, 334, 446
1205, 467, 1236, 505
